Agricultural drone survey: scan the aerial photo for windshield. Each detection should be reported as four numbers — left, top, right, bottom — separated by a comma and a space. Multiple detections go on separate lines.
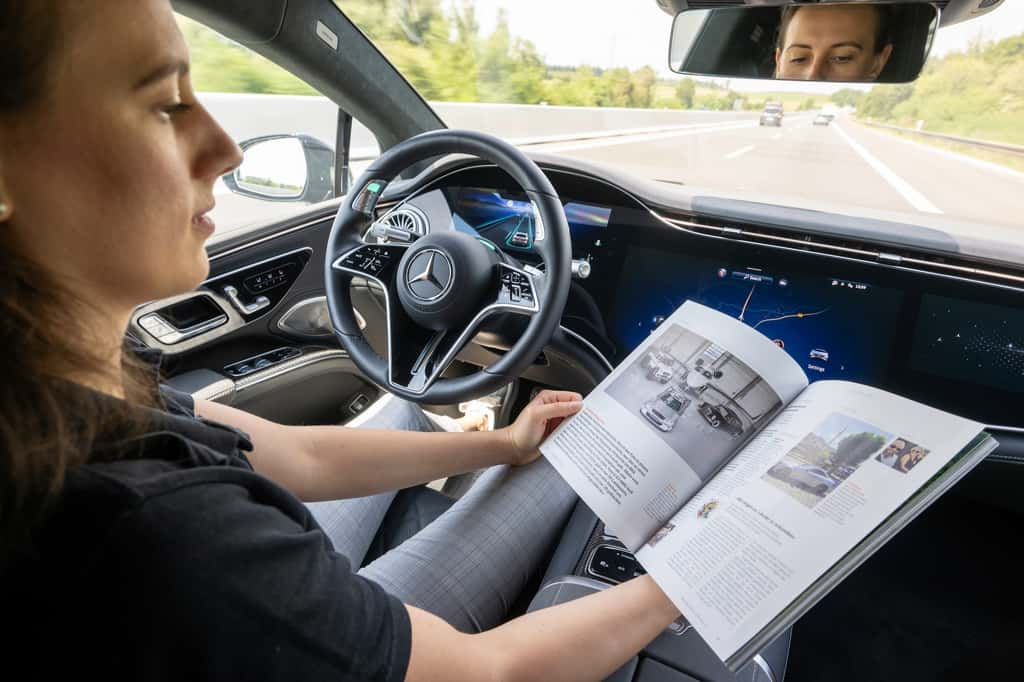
336, 0, 1024, 251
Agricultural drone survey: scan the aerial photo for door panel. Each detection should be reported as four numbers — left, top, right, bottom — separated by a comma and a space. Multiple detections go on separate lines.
149, 212, 379, 426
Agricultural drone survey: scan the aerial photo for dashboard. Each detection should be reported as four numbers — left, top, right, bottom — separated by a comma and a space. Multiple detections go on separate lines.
384, 164, 1024, 429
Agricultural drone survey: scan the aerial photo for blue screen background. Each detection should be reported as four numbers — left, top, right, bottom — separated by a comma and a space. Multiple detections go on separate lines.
450, 188, 611, 251
612, 247, 905, 385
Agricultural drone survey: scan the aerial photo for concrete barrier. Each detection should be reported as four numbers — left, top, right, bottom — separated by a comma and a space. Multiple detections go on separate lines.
198, 92, 757, 160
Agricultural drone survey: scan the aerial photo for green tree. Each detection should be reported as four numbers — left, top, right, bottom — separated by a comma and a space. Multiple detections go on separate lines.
631, 66, 657, 109
597, 68, 635, 107
831, 432, 887, 470
831, 89, 864, 108
675, 78, 696, 109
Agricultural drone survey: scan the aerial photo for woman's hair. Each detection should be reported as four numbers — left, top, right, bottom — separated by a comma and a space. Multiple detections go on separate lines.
0, 0, 161, 565
777, 4, 894, 55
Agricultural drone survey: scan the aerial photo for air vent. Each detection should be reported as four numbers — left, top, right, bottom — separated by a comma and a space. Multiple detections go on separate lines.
379, 205, 428, 237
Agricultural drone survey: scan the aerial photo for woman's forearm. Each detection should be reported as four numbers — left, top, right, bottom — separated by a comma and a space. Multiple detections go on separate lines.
487, 575, 681, 682
406, 575, 681, 682
297, 424, 516, 500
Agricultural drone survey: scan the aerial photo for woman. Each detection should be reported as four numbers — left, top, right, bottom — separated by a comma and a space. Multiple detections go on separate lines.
898, 445, 928, 473
0, 1, 680, 680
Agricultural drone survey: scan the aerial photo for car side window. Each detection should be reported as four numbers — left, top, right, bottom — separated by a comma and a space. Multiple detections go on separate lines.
177, 15, 381, 238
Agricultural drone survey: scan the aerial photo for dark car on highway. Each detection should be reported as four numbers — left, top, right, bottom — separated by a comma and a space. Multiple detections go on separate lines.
760, 102, 784, 126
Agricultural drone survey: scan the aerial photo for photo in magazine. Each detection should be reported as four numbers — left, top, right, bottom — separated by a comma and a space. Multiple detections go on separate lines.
605, 323, 784, 480
876, 438, 931, 473
763, 412, 892, 508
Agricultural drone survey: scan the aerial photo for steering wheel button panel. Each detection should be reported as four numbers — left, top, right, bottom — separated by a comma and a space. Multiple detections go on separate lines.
498, 265, 537, 311
335, 244, 405, 278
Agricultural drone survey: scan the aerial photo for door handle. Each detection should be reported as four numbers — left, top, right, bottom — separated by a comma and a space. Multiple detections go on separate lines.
223, 284, 270, 315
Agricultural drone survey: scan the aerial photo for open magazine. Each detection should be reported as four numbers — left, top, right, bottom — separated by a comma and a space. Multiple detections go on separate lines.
540, 301, 997, 671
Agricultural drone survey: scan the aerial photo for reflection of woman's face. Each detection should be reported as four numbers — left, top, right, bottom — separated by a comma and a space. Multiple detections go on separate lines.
775, 5, 893, 81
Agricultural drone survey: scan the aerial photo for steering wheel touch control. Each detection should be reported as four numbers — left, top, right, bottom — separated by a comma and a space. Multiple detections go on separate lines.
324, 129, 572, 404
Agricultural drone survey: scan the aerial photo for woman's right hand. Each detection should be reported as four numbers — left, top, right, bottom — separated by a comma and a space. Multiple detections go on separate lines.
502, 390, 583, 466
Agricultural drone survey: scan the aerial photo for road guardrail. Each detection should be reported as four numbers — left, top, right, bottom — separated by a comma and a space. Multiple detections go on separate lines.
861, 120, 1024, 157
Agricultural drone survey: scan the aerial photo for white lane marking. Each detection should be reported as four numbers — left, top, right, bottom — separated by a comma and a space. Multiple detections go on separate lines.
833, 123, 943, 214
532, 119, 758, 153
870, 128, 1024, 183
725, 145, 755, 160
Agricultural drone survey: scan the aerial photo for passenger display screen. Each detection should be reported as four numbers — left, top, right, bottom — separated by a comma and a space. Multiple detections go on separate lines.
911, 295, 1024, 394
611, 246, 905, 385
449, 187, 612, 251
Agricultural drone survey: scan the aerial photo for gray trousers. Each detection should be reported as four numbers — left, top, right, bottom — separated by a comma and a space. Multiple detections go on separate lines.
304, 396, 577, 633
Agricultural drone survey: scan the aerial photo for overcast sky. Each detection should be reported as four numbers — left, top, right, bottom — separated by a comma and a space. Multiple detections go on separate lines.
469, 0, 1024, 86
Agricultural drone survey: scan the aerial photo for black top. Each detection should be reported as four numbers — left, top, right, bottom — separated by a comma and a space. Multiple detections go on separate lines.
4, 357, 411, 680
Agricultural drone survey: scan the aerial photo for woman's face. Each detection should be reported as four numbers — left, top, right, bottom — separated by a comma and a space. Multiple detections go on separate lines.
0, 0, 242, 313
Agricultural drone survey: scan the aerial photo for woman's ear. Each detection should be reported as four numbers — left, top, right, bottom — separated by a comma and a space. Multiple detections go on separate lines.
869, 43, 894, 81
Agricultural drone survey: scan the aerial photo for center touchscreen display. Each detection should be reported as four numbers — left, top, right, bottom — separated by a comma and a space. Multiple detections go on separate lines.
610, 246, 904, 384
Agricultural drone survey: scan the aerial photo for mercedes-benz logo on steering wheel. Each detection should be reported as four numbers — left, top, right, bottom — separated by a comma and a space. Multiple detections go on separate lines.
405, 249, 454, 301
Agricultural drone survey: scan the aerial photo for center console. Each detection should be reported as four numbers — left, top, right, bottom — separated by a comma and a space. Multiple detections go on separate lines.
528, 501, 789, 682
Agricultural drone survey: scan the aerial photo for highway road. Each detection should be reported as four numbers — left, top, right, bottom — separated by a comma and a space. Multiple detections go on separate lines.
529, 114, 1023, 237
201, 95, 1024, 246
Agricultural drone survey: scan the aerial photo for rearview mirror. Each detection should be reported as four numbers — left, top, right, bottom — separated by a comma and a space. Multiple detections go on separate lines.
669, 2, 938, 83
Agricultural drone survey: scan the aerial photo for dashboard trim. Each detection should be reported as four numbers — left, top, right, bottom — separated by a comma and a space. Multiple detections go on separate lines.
647, 211, 1024, 294
654, 213, 1024, 290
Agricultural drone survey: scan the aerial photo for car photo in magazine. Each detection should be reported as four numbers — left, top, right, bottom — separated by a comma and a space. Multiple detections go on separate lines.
540, 301, 997, 670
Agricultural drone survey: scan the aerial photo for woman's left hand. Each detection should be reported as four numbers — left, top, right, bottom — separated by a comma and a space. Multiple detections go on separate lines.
502, 390, 583, 466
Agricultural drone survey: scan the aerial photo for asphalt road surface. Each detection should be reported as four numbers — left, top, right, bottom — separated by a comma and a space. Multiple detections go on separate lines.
202, 96, 1024, 245
527, 114, 1023, 238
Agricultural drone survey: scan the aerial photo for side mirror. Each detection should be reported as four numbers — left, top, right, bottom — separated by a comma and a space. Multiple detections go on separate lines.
222, 134, 336, 203
669, 2, 938, 84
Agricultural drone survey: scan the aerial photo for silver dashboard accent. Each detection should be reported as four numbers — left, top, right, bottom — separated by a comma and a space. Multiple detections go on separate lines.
751, 654, 778, 682
559, 325, 614, 373
652, 212, 1024, 290
208, 245, 314, 277
278, 295, 365, 336
138, 312, 228, 345
233, 349, 351, 392
191, 377, 236, 403
378, 204, 428, 236
571, 258, 591, 279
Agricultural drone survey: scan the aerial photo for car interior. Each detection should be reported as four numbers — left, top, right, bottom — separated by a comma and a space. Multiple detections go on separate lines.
144, 1, 1024, 679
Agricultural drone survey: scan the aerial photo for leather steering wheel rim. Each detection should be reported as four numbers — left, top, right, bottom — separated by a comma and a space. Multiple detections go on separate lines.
324, 129, 572, 404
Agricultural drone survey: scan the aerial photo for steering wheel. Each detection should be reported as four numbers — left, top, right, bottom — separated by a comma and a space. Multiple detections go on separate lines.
324, 129, 572, 404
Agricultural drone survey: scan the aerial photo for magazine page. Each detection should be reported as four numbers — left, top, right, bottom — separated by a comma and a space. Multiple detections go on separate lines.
540, 301, 808, 552
634, 380, 987, 664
